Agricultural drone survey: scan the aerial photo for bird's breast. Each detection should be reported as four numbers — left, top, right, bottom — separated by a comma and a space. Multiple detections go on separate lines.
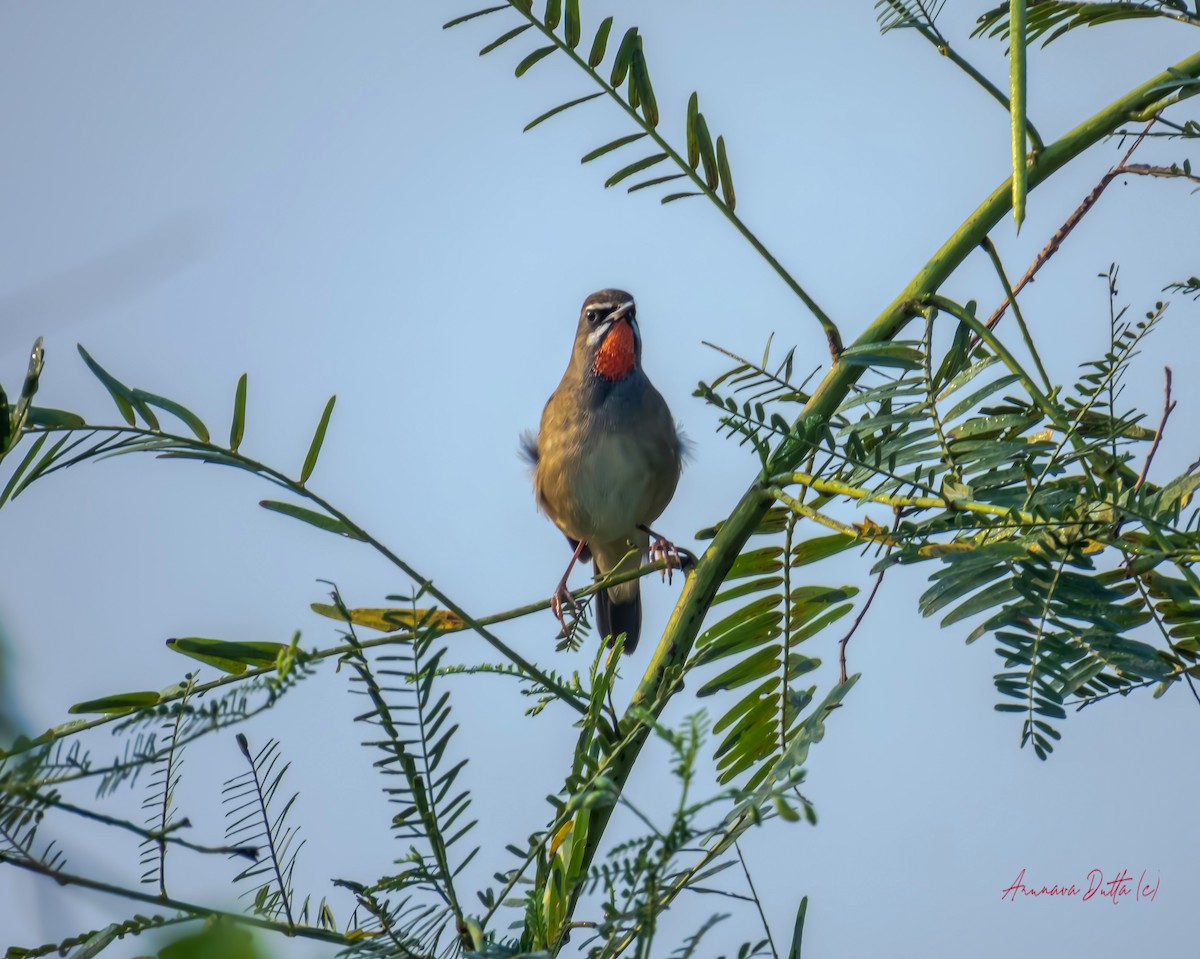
536, 411, 679, 546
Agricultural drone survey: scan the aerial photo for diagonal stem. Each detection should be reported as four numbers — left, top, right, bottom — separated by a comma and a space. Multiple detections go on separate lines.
562, 44, 1200, 925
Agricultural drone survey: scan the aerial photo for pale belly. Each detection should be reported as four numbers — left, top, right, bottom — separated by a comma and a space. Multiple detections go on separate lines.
538, 428, 678, 545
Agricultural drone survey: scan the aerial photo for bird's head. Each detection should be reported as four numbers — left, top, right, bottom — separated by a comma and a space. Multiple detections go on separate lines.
574, 289, 641, 382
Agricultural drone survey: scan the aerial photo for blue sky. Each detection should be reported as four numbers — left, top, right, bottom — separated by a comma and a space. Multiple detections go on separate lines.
2, 3, 1198, 956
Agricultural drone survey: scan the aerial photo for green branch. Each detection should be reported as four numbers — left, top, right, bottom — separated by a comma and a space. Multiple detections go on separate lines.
0, 852, 349, 947
563, 43, 1200, 923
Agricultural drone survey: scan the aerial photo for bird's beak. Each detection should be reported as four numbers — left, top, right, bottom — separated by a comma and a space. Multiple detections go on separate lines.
608, 302, 635, 323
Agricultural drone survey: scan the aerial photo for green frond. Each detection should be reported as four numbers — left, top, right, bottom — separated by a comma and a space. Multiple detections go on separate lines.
0, 774, 67, 875
223, 734, 304, 926
875, 0, 948, 34
4, 913, 182, 959
330, 586, 474, 944
695, 340, 819, 467
690, 517, 857, 789
1164, 275, 1200, 299
445, 3, 753, 225
973, 1, 1199, 46
138, 675, 196, 896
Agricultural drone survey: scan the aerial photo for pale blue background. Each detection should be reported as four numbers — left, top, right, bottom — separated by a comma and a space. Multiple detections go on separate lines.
1, 3, 1198, 956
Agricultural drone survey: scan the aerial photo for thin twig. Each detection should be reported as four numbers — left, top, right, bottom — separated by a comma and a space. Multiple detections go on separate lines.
1134, 368, 1176, 494
47, 796, 257, 860
0, 853, 347, 945
1115, 162, 1200, 186
983, 117, 1158, 334
837, 508, 903, 684
735, 841, 778, 959
979, 236, 1053, 393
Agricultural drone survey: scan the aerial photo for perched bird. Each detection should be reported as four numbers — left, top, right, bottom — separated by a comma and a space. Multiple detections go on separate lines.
522, 289, 685, 653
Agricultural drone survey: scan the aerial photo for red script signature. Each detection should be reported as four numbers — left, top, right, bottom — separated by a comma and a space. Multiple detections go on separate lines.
1001, 868, 1160, 904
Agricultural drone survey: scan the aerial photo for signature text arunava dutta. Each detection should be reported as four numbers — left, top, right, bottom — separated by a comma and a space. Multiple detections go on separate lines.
1001, 868, 1160, 904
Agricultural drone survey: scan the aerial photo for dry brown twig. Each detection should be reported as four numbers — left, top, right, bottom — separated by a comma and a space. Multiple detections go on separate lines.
1134, 367, 1177, 494
983, 117, 1160, 334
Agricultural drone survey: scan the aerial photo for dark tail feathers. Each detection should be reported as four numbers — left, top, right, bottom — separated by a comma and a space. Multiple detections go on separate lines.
594, 585, 641, 654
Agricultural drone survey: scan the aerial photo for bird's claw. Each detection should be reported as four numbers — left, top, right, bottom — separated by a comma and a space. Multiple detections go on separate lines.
648, 536, 695, 584
551, 582, 582, 634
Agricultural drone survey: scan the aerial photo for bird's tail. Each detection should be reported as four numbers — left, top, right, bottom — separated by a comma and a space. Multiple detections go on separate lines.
591, 538, 647, 654
594, 578, 641, 654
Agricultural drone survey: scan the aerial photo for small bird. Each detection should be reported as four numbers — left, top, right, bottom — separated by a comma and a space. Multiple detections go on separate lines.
522, 289, 685, 653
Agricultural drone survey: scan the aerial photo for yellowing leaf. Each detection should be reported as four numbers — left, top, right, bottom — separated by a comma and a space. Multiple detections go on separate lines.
918, 542, 977, 559
548, 819, 574, 857
309, 604, 464, 633
852, 517, 895, 543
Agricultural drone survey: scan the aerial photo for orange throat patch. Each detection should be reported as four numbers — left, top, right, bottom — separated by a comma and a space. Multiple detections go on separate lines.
593, 320, 636, 381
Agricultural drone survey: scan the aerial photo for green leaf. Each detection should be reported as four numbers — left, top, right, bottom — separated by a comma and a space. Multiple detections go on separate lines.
515, 44, 557, 77
729, 546, 784, 578
10, 433, 69, 501
132, 389, 210, 442
77, 344, 137, 426
696, 607, 784, 666
934, 321, 973, 389
661, 191, 702, 204
788, 896, 808, 959
587, 16, 613, 67
230, 373, 248, 452
1156, 470, 1200, 513
711, 678, 780, 735
300, 394, 336, 484
630, 41, 658, 127
773, 793, 801, 821
686, 92, 700, 168
713, 575, 784, 606
564, 0, 580, 47
443, 5, 508, 29
259, 499, 366, 540
69, 691, 161, 715
9, 337, 45, 442
543, 0, 561, 31
940, 578, 1020, 627
0, 383, 9, 453
790, 603, 853, 643
695, 112, 718, 188
603, 152, 668, 188
610, 27, 638, 86
25, 407, 86, 429
525, 91, 604, 131
167, 637, 286, 674
581, 132, 646, 163
480, 23, 533, 56
697, 645, 782, 696
627, 172, 685, 193
0, 434, 46, 509
791, 533, 856, 566
838, 342, 925, 370
716, 135, 735, 209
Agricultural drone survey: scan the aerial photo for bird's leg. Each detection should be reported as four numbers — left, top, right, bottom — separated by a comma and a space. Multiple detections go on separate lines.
551, 538, 589, 632
639, 524, 697, 584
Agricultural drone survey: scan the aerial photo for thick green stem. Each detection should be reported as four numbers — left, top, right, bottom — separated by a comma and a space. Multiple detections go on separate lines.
562, 45, 1200, 930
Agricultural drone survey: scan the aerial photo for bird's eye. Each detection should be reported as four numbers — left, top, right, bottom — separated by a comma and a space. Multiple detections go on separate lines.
586, 310, 598, 324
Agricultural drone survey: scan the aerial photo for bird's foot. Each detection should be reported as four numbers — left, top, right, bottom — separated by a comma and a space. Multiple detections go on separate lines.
550, 580, 582, 634
642, 526, 696, 584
